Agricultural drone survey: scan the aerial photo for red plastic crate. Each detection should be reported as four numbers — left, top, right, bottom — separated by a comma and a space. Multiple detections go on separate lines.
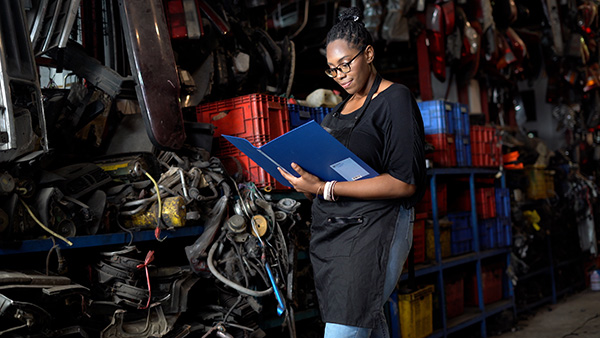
415, 182, 447, 217
475, 188, 496, 219
470, 126, 502, 167
425, 134, 457, 167
413, 213, 427, 264
196, 94, 290, 155
465, 263, 503, 306
219, 150, 288, 191
196, 94, 290, 190
445, 273, 465, 318
455, 187, 496, 219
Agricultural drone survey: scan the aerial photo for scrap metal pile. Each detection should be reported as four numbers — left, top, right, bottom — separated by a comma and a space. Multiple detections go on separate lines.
0, 1, 313, 336
0, 150, 305, 338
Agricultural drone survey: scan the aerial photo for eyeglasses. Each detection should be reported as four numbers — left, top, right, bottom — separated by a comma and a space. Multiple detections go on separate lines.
325, 46, 366, 78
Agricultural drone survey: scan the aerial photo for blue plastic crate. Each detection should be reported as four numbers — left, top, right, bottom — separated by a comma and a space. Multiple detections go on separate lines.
495, 188, 510, 219
312, 106, 332, 124
448, 212, 473, 255
479, 218, 497, 250
418, 100, 454, 135
288, 104, 317, 128
496, 217, 511, 247
453, 103, 470, 138
456, 136, 472, 167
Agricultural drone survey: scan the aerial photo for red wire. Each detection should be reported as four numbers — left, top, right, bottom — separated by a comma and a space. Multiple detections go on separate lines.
136, 250, 155, 309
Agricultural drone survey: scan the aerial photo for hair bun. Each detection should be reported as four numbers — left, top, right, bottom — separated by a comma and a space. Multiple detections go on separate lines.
337, 7, 362, 23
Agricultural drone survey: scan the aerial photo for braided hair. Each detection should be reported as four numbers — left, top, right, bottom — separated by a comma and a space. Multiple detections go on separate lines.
326, 7, 373, 49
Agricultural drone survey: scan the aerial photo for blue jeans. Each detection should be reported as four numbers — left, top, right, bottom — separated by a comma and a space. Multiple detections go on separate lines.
324, 207, 414, 338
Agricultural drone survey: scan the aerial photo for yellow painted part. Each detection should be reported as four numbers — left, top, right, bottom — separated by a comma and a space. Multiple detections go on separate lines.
398, 285, 434, 338
251, 215, 268, 237
97, 162, 129, 172
127, 196, 186, 228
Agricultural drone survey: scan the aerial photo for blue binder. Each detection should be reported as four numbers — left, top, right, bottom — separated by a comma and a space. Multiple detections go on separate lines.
223, 120, 379, 187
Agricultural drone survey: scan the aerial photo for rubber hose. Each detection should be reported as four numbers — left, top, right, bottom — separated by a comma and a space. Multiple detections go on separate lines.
207, 241, 273, 297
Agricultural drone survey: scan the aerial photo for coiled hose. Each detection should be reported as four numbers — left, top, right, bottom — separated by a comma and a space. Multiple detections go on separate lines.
207, 240, 273, 297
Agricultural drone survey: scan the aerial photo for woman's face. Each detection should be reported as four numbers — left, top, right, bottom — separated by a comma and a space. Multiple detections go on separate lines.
326, 39, 371, 95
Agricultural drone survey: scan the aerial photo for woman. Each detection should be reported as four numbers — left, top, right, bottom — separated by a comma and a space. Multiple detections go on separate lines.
278, 7, 426, 338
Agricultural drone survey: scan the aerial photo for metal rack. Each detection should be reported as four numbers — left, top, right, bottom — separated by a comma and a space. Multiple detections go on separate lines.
0, 226, 205, 255
390, 167, 516, 337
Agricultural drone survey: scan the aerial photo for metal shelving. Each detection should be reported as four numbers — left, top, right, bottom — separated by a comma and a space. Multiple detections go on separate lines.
0, 225, 205, 255
391, 167, 516, 338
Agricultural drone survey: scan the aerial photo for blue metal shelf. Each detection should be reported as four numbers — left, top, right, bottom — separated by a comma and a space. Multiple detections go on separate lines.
0, 226, 204, 255
396, 167, 514, 338
400, 248, 510, 281
428, 167, 501, 175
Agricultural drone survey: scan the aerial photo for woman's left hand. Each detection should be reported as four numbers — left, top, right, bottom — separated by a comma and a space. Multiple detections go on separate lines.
278, 163, 323, 195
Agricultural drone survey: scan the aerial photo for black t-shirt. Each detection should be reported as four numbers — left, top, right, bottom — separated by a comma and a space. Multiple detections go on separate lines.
325, 83, 426, 207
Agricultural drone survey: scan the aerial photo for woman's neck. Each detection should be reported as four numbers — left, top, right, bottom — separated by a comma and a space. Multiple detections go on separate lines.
351, 71, 378, 101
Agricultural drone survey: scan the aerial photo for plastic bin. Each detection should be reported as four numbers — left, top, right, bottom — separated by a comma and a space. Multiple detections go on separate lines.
219, 151, 286, 190
425, 134, 457, 167
479, 218, 497, 250
495, 188, 510, 219
287, 104, 316, 128
418, 100, 454, 134
470, 126, 502, 168
445, 273, 465, 318
452, 103, 470, 138
287, 104, 332, 128
415, 182, 447, 217
312, 106, 331, 124
465, 263, 503, 306
455, 187, 496, 219
496, 217, 511, 247
426, 219, 452, 261
526, 167, 555, 200
453, 103, 472, 167
413, 213, 427, 264
447, 212, 473, 256
398, 285, 435, 338
196, 94, 290, 190
196, 93, 290, 155
456, 135, 472, 167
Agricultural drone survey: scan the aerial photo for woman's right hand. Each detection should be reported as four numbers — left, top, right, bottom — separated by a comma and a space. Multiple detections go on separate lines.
278, 163, 323, 196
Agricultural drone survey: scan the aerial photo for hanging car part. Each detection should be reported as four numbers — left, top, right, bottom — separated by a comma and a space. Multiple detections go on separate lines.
197, 0, 230, 35
425, 3, 447, 81
46, 42, 133, 99
118, 0, 186, 150
0, 0, 49, 163
27, 0, 81, 56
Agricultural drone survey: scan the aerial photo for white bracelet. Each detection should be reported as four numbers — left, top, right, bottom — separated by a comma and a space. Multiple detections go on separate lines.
330, 181, 338, 201
323, 181, 332, 201
323, 180, 337, 201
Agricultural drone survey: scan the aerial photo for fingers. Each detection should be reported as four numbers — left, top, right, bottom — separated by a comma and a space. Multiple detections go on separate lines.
290, 162, 304, 174
277, 167, 292, 180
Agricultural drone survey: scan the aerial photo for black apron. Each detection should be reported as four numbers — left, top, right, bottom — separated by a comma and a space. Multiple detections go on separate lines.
310, 74, 402, 328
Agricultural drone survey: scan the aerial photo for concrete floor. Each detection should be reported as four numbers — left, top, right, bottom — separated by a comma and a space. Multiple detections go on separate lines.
494, 289, 600, 338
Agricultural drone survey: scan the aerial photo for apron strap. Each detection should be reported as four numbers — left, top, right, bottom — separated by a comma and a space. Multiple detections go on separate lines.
328, 73, 383, 147
345, 73, 382, 140
351, 73, 382, 122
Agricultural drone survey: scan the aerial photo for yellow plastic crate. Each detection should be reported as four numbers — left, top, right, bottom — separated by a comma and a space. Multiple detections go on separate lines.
526, 167, 555, 200
398, 285, 435, 338
426, 220, 451, 261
